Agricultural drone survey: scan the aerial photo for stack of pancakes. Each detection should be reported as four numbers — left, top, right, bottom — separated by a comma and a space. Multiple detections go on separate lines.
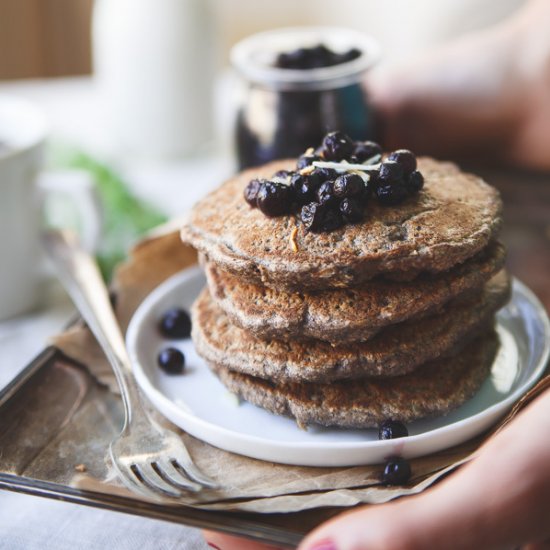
181, 157, 510, 429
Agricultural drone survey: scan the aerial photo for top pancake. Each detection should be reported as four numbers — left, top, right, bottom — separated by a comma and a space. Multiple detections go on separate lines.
181, 157, 503, 291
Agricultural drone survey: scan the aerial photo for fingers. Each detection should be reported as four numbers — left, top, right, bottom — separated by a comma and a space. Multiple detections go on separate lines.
365, 9, 528, 164
202, 530, 287, 550
298, 391, 550, 550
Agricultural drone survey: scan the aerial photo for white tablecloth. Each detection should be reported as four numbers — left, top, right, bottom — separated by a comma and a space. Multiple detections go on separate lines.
0, 492, 209, 550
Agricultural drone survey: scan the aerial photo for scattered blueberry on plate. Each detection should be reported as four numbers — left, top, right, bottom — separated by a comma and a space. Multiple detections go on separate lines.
158, 347, 185, 375
159, 307, 192, 339
378, 419, 409, 440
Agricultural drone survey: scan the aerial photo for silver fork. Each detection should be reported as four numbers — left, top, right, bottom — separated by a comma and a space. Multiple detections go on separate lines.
43, 229, 218, 499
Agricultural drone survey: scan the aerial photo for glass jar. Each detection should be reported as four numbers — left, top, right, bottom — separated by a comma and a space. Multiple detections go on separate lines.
231, 27, 381, 170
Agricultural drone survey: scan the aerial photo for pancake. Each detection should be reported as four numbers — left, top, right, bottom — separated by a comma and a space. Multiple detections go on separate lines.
192, 271, 510, 382
203, 241, 506, 344
181, 157, 503, 291
208, 330, 499, 429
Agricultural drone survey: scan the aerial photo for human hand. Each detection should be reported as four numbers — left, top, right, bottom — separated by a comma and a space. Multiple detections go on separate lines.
203, 389, 550, 549
297, 389, 550, 550
367, 0, 550, 171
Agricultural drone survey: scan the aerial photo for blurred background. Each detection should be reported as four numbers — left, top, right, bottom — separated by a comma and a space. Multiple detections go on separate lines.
0, 0, 524, 80
0, 0, 546, 290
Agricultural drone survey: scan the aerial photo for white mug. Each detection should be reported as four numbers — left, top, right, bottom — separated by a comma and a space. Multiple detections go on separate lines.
0, 96, 101, 321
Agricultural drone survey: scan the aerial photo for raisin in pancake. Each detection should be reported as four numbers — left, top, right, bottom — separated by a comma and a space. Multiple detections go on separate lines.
203, 241, 505, 344
181, 158, 502, 291
192, 271, 510, 382
208, 330, 499, 429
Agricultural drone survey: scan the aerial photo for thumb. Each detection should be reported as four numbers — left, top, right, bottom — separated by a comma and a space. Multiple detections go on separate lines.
297, 497, 430, 550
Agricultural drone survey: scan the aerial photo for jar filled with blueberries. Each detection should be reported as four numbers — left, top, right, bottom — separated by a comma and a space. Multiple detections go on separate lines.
231, 27, 381, 170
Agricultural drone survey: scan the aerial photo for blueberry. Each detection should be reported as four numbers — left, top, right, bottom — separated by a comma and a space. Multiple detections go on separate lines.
388, 149, 417, 175
353, 141, 382, 163
256, 181, 293, 217
277, 47, 310, 69
308, 44, 334, 67
316, 180, 337, 207
276, 44, 361, 70
378, 420, 409, 440
158, 347, 185, 375
382, 456, 411, 486
311, 167, 337, 184
301, 202, 326, 232
320, 208, 344, 232
243, 178, 263, 207
290, 173, 317, 205
273, 169, 293, 181
365, 169, 379, 191
297, 153, 320, 170
338, 47, 361, 64
339, 198, 364, 223
321, 131, 354, 161
159, 308, 192, 339
379, 160, 405, 183
333, 173, 365, 199
275, 52, 293, 69
407, 170, 424, 193
376, 182, 408, 206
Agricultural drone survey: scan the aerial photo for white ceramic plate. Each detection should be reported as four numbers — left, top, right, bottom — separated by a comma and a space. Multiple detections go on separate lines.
126, 268, 550, 467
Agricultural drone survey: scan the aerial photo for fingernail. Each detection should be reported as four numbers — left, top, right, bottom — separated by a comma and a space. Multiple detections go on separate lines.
307, 538, 338, 550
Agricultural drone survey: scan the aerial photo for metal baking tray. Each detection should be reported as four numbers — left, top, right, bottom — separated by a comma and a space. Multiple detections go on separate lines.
0, 347, 339, 548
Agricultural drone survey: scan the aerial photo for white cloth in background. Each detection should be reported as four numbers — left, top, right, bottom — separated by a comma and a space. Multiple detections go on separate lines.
0, 491, 209, 550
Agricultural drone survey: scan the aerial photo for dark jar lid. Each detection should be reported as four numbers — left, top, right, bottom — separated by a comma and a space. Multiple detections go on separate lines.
231, 26, 381, 92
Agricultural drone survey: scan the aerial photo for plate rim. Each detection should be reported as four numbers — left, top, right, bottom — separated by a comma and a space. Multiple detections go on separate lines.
127, 269, 550, 455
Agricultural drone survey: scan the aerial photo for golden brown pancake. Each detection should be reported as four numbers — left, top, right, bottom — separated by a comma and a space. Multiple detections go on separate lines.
208, 330, 499, 429
192, 271, 510, 382
181, 157, 502, 291
203, 241, 506, 343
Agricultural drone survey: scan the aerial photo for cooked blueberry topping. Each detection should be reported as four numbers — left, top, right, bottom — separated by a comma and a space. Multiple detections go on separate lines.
158, 347, 185, 374
376, 182, 408, 206
243, 132, 424, 232
407, 170, 424, 192
316, 180, 337, 206
339, 47, 361, 63
382, 456, 412, 486
364, 170, 378, 194
321, 208, 344, 232
273, 169, 293, 180
291, 173, 317, 205
339, 197, 364, 223
159, 308, 192, 339
354, 141, 382, 162
297, 153, 320, 170
311, 167, 337, 184
256, 181, 293, 217
333, 173, 365, 199
378, 420, 409, 440
321, 131, 354, 161
243, 178, 264, 207
379, 160, 405, 183
388, 149, 417, 175
300, 202, 326, 232
275, 44, 361, 70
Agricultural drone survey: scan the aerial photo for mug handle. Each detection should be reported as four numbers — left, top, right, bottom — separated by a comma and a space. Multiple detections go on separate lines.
38, 170, 103, 253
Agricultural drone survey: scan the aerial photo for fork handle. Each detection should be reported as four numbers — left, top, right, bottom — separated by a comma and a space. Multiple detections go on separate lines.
43, 230, 144, 426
